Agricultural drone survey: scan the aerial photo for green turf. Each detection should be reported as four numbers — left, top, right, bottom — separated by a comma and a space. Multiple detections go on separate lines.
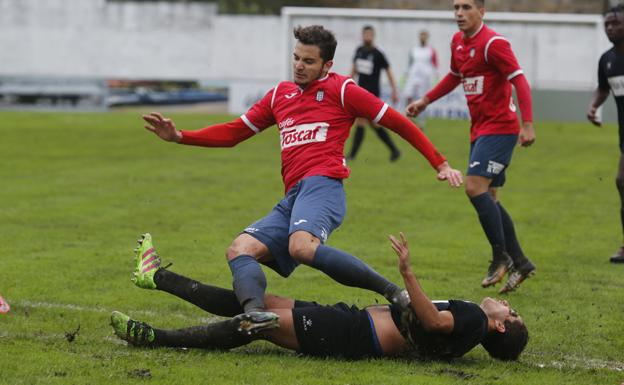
0, 111, 622, 384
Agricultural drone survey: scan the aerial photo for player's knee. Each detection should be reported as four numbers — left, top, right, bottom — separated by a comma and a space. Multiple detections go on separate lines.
288, 240, 315, 264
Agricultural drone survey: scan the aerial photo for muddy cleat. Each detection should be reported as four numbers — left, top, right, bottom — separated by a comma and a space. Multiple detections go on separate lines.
386, 287, 411, 310
132, 233, 161, 289
499, 261, 536, 294
610, 247, 624, 263
234, 311, 279, 336
481, 254, 513, 288
110, 311, 156, 347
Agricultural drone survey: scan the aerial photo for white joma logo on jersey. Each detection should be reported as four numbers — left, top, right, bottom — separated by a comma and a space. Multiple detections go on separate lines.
609, 75, 624, 96
280, 122, 329, 149
463, 76, 484, 95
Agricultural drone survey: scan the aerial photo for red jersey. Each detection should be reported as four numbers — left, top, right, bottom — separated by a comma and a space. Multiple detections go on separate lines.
449, 23, 524, 142
243, 73, 440, 192
180, 72, 447, 194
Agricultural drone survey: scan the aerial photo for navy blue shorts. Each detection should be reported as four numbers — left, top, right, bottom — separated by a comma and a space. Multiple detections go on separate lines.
467, 135, 518, 188
243, 176, 346, 277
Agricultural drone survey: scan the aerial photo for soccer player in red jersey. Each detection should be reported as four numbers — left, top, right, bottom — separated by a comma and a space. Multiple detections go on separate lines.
143, 25, 463, 323
407, 0, 537, 293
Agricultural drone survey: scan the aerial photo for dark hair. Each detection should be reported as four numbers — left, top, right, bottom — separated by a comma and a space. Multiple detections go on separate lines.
293, 25, 337, 63
362, 25, 374, 32
481, 319, 528, 361
607, 4, 624, 16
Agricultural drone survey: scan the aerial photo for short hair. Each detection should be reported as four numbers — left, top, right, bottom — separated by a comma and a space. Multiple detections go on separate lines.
606, 4, 624, 16
362, 25, 374, 32
481, 319, 528, 361
293, 25, 337, 63
473, 0, 485, 7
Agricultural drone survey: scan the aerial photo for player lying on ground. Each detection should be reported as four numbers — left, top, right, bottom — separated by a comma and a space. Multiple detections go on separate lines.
110, 233, 528, 361
142, 25, 463, 320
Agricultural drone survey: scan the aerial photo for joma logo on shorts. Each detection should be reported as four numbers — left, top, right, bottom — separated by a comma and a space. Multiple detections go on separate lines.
280, 122, 329, 149
462, 76, 484, 95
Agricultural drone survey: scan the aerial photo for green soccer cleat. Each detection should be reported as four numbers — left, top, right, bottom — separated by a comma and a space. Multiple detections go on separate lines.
110, 311, 156, 347
132, 233, 161, 289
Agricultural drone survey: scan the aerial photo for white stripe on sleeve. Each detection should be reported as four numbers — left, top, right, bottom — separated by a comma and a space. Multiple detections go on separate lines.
340, 78, 356, 108
373, 103, 389, 124
507, 69, 524, 81
240, 114, 260, 134
270, 84, 279, 109
484, 36, 508, 64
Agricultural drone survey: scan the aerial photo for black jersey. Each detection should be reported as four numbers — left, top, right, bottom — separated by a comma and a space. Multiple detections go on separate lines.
598, 47, 624, 150
353, 46, 390, 96
390, 300, 489, 360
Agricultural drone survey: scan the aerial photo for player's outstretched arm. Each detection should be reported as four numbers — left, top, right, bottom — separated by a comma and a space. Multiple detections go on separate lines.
406, 72, 461, 117
587, 87, 610, 127
389, 233, 454, 333
143, 112, 182, 142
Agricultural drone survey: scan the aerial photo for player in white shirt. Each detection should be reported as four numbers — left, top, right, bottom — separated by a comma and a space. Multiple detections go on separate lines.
403, 30, 439, 128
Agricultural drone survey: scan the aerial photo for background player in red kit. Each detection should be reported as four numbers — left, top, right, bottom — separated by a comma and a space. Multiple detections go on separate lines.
407, 0, 537, 293
143, 25, 462, 325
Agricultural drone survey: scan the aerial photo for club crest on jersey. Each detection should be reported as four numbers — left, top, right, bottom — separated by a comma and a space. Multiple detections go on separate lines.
470, 48, 476, 58
316, 90, 324, 102
462, 76, 484, 95
280, 122, 329, 149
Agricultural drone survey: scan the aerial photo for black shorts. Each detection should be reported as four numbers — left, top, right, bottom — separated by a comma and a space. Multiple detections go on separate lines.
292, 301, 382, 359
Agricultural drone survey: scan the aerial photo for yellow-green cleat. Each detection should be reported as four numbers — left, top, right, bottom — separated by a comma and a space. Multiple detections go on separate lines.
132, 233, 161, 289
110, 311, 156, 347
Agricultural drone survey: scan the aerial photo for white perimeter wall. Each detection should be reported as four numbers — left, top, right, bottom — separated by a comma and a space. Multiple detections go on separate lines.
0, 1, 612, 90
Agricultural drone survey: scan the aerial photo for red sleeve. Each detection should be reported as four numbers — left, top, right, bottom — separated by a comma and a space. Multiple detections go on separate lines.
425, 73, 461, 103
343, 81, 388, 121
378, 107, 447, 170
510, 74, 533, 123
180, 118, 255, 147
240, 87, 277, 132
486, 38, 522, 79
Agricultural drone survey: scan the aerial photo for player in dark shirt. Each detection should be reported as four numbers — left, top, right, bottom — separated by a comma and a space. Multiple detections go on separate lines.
348, 25, 402, 162
588, 5, 624, 263
111, 233, 528, 361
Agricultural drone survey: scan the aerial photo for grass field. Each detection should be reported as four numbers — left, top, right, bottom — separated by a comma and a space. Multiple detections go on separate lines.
0, 110, 623, 384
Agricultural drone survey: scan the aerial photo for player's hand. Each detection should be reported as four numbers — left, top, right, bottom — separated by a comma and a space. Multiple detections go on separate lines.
587, 106, 602, 127
389, 232, 412, 275
142, 112, 182, 142
519, 122, 536, 147
406, 97, 429, 117
436, 162, 463, 187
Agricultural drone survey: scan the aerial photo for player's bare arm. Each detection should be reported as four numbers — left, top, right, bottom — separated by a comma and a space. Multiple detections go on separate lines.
389, 233, 454, 333
587, 88, 610, 127
142, 112, 182, 143
385, 67, 399, 104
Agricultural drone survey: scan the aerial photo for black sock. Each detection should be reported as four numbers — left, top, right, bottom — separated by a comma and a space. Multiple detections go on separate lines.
374, 128, 400, 155
497, 202, 529, 266
469, 193, 506, 260
154, 269, 243, 317
312, 244, 398, 297
153, 318, 253, 349
348, 125, 365, 158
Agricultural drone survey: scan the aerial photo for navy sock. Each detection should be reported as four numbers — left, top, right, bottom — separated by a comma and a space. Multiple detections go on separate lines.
154, 269, 242, 317
311, 245, 397, 297
469, 192, 506, 259
348, 125, 365, 158
497, 202, 529, 266
228, 255, 266, 313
